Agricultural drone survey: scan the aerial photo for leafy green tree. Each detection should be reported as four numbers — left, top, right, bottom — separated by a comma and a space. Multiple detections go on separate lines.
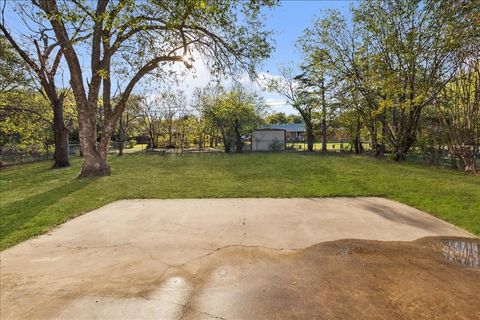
287, 114, 303, 124
0, 36, 30, 92
0, 91, 53, 163
437, 50, 480, 173
139, 95, 164, 149
6, 0, 277, 176
304, 0, 476, 160
265, 112, 288, 124
296, 48, 332, 152
263, 65, 317, 151
1, 20, 73, 167
197, 84, 265, 153
115, 94, 142, 155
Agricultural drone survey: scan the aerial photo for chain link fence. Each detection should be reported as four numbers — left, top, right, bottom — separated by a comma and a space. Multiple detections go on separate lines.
0, 143, 82, 167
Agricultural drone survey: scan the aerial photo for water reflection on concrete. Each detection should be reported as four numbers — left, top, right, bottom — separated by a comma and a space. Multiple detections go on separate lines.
436, 238, 479, 268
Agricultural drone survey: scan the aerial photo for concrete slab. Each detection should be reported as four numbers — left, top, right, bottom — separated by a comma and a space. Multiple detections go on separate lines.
0, 198, 477, 319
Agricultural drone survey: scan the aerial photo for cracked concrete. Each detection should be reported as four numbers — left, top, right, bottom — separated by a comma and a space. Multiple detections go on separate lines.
0, 198, 477, 319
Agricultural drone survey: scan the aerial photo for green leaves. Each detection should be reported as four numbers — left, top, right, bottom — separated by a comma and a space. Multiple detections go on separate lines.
197, 84, 264, 140
301, 0, 479, 159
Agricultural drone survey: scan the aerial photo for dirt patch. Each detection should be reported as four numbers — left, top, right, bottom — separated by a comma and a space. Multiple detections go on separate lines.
178, 237, 480, 319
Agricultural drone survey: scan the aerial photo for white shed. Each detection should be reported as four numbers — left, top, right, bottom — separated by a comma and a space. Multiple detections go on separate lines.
251, 128, 286, 151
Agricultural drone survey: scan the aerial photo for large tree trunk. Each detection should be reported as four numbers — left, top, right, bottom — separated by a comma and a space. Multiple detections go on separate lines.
53, 126, 70, 167
78, 108, 111, 177
52, 100, 70, 168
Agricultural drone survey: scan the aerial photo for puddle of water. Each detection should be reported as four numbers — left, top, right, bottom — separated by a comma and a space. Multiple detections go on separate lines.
435, 239, 479, 268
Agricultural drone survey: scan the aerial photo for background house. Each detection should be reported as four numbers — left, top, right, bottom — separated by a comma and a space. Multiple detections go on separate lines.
262, 124, 306, 142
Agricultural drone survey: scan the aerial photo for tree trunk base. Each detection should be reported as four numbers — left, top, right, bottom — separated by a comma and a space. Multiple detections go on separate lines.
79, 161, 111, 178
52, 160, 70, 168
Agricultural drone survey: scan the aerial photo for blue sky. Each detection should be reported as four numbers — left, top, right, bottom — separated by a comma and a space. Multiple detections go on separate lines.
263, 0, 352, 74
181, 1, 354, 114
255, 0, 353, 113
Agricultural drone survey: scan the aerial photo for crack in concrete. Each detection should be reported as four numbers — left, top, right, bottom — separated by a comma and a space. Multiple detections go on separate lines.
148, 244, 299, 270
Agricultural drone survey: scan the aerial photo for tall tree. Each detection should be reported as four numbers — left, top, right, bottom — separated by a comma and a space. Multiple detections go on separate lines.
265, 112, 288, 124
139, 95, 163, 149
11, 0, 276, 176
197, 84, 264, 153
115, 94, 142, 156
437, 50, 480, 173
1, 20, 73, 167
296, 48, 331, 152
157, 91, 186, 148
305, 0, 475, 160
264, 65, 316, 151
0, 91, 53, 163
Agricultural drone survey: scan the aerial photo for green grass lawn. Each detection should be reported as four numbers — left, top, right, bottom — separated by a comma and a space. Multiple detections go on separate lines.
1, 152, 479, 250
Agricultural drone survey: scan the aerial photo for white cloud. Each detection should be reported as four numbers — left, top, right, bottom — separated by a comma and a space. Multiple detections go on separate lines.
265, 98, 286, 106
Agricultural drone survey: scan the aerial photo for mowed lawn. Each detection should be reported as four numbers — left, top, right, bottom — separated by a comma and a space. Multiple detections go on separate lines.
1, 152, 479, 250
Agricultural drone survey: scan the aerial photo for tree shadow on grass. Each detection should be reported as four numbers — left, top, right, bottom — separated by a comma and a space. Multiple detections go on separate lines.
0, 179, 92, 242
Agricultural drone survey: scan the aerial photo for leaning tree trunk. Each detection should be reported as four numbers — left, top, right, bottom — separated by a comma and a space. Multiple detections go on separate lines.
52, 100, 70, 168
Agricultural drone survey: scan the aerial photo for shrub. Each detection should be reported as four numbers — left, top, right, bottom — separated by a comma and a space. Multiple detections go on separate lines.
269, 138, 283, 151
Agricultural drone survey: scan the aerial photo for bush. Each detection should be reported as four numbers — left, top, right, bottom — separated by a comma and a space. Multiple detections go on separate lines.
269, 138, 283, 151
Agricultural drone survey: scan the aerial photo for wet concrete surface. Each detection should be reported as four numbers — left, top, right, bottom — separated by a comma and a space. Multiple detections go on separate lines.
0, 198, 478, 319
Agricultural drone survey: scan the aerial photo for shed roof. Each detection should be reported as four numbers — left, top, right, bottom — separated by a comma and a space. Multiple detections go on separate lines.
261, 123, 306, 132
253, 128, 286, 131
